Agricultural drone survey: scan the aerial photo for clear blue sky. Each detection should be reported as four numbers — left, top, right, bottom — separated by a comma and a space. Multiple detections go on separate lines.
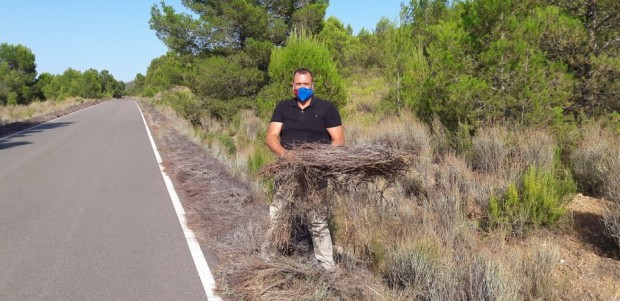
0, 1, 404, 82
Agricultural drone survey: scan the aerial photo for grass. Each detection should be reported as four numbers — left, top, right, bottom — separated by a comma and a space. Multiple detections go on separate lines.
0, 98, 93, 125
571, 121, 620, 249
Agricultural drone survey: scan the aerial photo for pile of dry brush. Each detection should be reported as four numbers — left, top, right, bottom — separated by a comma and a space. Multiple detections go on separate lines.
260, 144, 412, 252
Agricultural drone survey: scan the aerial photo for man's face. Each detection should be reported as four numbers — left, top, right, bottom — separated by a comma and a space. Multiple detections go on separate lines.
292, 73, 313, 91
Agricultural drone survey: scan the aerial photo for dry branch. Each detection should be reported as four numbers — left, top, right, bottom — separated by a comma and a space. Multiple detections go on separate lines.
260, 143, 411, 185
259, 144, 412, 251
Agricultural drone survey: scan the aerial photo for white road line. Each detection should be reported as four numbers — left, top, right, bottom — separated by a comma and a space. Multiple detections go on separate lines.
135, 101, 221, 301
0, 101, 103, 141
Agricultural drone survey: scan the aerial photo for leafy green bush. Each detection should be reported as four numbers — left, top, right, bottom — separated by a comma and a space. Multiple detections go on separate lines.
489, 166, 575, 233
259, 30, 346, 117
155, 89, 203, 125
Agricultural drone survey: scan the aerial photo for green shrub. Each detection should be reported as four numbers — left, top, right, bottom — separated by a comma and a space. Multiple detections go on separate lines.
156, 90, 203, 125
204, 97, 253, 122
260, 30, 346, 117
248, 143, 273, 174
7, 92, 18, 105
488, 166, 575, 233
217, 134, 236, 155
142, 87, 156, 97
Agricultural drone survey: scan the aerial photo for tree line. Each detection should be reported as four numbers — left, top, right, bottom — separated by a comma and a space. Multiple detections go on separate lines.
134, 0, 618, 137
0, 43, 125, 106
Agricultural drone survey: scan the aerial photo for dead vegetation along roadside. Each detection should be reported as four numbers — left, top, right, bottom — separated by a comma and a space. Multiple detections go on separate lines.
140, 101, 394, 300
259, 144, 411, 253
0, 99, 103, 138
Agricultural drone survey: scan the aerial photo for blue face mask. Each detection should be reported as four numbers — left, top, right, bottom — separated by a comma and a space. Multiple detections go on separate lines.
294, 87, 314, 102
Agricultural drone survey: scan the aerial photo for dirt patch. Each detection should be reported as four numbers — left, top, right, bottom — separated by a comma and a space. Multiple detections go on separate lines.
552, 194, 620, 300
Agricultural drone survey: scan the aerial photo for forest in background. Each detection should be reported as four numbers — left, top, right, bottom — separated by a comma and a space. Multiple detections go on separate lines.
0, 43, 125, 106
135, 0, 619, 129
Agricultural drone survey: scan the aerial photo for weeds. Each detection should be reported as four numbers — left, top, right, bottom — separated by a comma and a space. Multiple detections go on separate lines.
571, 122, 620, 201
603, 203, 620, 249
521, 241, 559, 300
570, 122, 620, 248
472, 126, 513, 174
383, 240, 441, 295
459, 255, 518, 301
0, 98, 98, 125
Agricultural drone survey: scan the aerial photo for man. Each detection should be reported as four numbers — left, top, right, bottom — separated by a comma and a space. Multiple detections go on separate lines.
265, 68, 344, 270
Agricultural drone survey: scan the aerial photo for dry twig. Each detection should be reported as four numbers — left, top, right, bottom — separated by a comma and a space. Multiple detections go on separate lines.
259, 144, 412, 251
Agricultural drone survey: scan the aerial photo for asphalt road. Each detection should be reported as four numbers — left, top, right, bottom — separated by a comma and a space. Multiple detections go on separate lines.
0, 99, 209, 300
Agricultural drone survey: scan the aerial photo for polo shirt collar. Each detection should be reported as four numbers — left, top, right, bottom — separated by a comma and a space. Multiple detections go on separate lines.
290, 97, 318, 107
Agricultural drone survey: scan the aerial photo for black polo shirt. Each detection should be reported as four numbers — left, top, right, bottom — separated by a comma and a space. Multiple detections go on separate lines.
270, 97, 342, 150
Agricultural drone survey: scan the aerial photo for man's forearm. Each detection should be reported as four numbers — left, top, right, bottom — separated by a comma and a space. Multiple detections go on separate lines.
266, 136, 286, 156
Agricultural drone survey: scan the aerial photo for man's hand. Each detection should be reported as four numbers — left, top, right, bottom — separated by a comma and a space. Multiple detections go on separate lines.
279, 149, 297, 162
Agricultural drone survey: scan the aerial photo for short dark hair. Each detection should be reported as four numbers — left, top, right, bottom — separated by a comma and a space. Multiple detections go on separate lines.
293, 68, 313, 81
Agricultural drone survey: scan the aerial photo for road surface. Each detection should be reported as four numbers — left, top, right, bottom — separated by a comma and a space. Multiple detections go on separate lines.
0, 99, 210, 300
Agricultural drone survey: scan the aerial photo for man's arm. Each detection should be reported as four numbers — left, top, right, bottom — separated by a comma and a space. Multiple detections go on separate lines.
265, 121, 287, 156
326, 125, 344, 146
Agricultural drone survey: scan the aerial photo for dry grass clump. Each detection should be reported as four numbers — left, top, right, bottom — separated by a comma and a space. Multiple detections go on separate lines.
458, 254, 518, 301
354, 112, 432, 155
515, 128, 557, 171
521, 241, 560, 300
603, 203, 620, 249
221, 256, 387, 301
472, 126, 514, 174
472, 126, 557, 178
382, 239, 442, 297
571, 122, 620, 201
571, 122, 620, 248
0, 98, 96, 125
